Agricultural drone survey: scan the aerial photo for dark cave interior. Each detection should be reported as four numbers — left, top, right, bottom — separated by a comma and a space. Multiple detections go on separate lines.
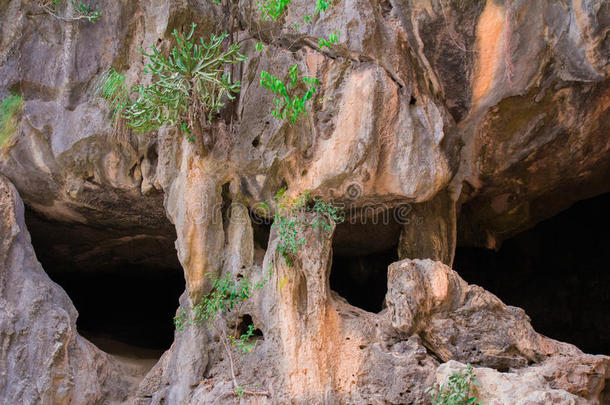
24, 209, 184, 354
330, 212, 401, 313
49, 266, 184, 352
454, 192, 610, 355
22, 189, 610, 356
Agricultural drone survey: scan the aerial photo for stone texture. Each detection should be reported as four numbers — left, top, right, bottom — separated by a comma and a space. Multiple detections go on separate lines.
0, 174, 135, 404
398, 189, 456, 265
0, 0, 609, 403
436, 358, 610, 405
453, 0, 610, 248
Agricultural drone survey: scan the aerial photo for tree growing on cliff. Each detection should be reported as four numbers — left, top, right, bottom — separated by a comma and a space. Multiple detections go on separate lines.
96, 23, 246, 152
96, 0, 341, 149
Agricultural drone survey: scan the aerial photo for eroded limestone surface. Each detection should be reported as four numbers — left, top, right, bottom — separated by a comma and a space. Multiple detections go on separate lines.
0, 0, 608, 403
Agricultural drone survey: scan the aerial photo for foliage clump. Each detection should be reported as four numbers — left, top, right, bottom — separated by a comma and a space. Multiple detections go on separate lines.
174, 270, 270, 398
260, 65, 319, 124
39, 0, 101, 22
257, 0, 293, 21
255, 0, 340, 125
0, 93, 23, 148
318, 31, 340, 49
426, 364, 484, 405
96, 23, 245, 144
95, 0, 343, 140
174, 272, 266, 332
258, 0, 331, 21
258, 189, 344, 266
95, 68, 129, 120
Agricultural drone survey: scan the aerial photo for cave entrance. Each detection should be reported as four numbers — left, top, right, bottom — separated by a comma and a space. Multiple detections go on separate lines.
453, 192, 610, 355
330, 208, 401, 313
50, 266, 184, 354
24, 209, 184, 360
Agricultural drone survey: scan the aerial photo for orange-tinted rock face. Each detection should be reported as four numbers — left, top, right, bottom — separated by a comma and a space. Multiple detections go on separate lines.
472, 1, 506, 108
0, 0, 609, 403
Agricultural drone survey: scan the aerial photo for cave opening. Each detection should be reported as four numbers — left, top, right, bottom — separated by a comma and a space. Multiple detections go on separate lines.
49, 266, 184, 354
330, 208, 401, 313
454, 192, 610, 355
24, 208, 185, 359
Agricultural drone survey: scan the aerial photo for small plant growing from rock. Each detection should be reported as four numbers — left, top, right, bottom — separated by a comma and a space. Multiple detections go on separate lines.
258, 189, 344, 266
254, 0, 340, 124
38, 0, 101, 22
96, 23, 246, 150
426, 364, 483, 405
318, 31, 340, 49
174, 270, 270, 398
0, 93, 23, 149
260, 65, 320, 124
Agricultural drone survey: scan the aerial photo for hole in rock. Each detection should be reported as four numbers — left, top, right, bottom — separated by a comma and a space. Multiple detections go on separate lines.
24, 209, 185, 359
454, 192, 610, 355
236, 314, 263, 339
330, 210, 401, 313
250, 210, 271, 251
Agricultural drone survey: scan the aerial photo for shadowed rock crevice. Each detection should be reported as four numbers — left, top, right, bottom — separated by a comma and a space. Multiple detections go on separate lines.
454, 192, 610, 355
23, 207, 180, 273
330, 248, 396, 313
250, 210, 271, 250
330, 218, 399, 312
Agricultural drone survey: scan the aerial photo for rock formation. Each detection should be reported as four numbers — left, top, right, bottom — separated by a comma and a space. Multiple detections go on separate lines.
0, 0, 608, 403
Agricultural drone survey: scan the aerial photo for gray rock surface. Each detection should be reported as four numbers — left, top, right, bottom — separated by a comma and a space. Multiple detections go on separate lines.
0, 174, 134, 404
0, 0, 609, 403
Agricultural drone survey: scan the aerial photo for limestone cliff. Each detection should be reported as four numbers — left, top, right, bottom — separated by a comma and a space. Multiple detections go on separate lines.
0, 0, 608, 403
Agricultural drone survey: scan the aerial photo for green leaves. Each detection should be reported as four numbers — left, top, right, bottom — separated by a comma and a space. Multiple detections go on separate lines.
267, 189, 344, 266
426, 364, 484, 405
311, 197, 344, 231
318, 31, 340, 49
95, 68, 129, 120
257, 0, 331, 22
175, 265, 271, 331
40, 0, 101, 22
174, 273, 257, 332
73, 0, 101, 22
315, 0, 331, 14
128, 25, 246, 131
229, 324, 257, 353
97, 23, 246, 138
0, 93, 23, 148
258, 0, 293, 20
260, 65, 320, 124
275, 214, 306, 266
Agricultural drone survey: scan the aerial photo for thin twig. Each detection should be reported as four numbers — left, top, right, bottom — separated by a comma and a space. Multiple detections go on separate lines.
216, 324, 270, 397
219, 326, 239, 390
37, 1, 96, 22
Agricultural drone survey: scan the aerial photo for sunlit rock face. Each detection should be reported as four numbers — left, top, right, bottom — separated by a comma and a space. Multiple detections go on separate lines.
0, 0, 609, 403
